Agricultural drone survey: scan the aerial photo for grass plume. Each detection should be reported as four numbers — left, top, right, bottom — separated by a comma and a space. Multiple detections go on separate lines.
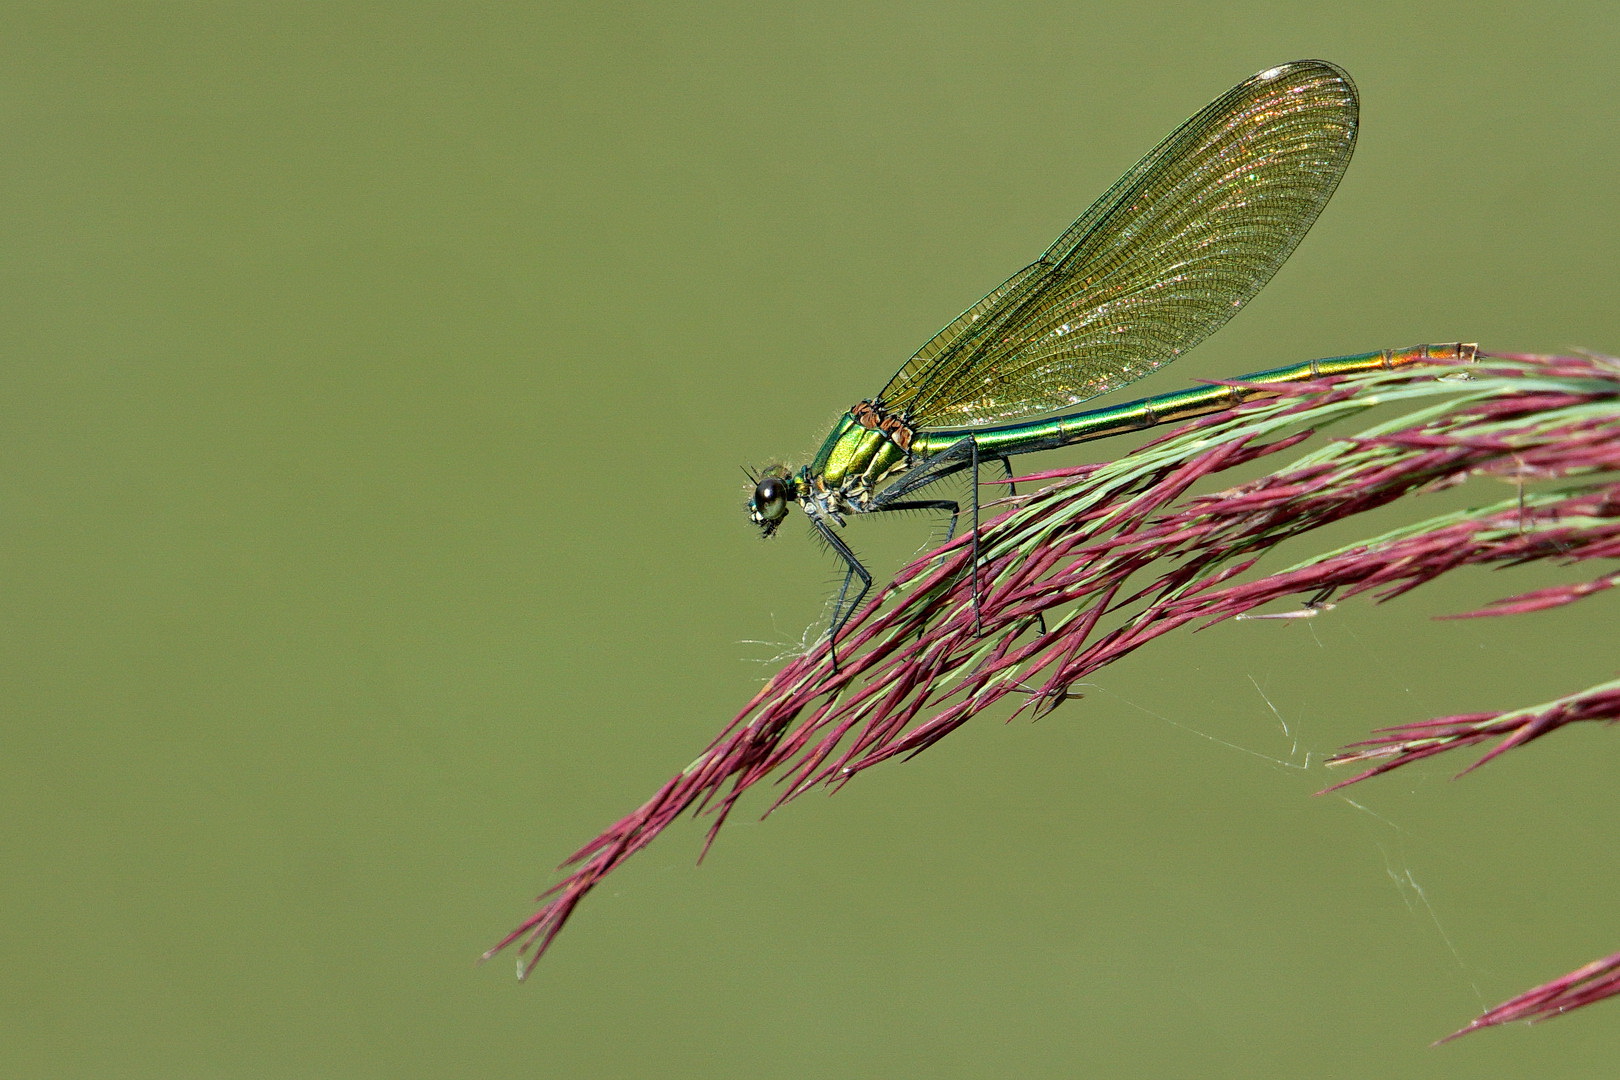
490, 347, 1620, 1038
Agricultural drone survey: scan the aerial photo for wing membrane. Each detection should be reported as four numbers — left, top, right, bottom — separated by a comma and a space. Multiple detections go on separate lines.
878, 60, 1358, 429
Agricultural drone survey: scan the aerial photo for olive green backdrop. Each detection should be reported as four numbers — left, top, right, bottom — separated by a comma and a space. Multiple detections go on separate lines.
4, 4, 1618, 1078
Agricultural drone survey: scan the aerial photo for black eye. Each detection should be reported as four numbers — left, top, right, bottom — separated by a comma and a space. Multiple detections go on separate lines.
752, 476, 790, 522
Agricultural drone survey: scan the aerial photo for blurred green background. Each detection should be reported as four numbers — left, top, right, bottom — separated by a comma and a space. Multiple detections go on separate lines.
4, 4, 1618, 1077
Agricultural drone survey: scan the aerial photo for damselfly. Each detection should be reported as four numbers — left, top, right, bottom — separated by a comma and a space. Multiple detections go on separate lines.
746, 60, 1466, 653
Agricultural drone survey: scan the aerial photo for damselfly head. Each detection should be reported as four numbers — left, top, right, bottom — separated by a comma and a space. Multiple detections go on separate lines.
747, 464, 795, 537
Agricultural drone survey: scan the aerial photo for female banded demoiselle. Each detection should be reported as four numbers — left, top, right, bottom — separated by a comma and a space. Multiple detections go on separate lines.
746, 59, 1469, 651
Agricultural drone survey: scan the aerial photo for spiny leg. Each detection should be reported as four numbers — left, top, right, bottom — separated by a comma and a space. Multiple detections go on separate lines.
970, 438, 984, 636
868, 440, 1034, 641
869, 435, 986, 636
862, 496, 961, 645
867, 437, 976, 507
874, 498, 962, 541
809, 516, 871, 672
997, 456, 1047, 637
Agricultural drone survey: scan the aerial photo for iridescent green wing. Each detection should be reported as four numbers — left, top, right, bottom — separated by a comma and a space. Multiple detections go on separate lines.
877, 60, 1358, 429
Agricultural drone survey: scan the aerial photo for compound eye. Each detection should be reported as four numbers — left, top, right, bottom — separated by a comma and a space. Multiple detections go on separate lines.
752, 476, 790, 522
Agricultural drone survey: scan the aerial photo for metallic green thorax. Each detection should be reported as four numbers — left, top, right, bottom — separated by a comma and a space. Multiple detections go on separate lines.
804, 411, 910, 499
